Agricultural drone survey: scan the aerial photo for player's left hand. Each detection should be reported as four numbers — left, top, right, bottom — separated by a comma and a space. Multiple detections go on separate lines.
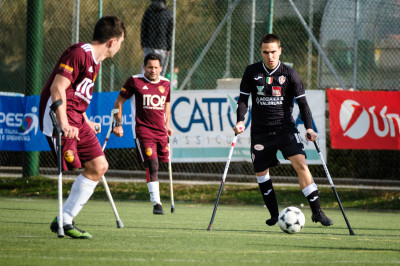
167, 127, 174, 137
305, 129, 317, 142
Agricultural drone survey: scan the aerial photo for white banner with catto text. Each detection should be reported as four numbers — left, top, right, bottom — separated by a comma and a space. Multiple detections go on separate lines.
170, 89, 325, 164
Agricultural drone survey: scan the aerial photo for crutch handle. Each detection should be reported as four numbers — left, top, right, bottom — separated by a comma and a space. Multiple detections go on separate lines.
49, 100, 64, 136
306, 133, 320, 152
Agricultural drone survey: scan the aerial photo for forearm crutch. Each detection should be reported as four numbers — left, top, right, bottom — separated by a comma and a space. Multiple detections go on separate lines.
49, 100, 64, 238
100, 109, 124, 228
207, 134, 237, 231
307, 133, 355, 236
168, 137, 175, 213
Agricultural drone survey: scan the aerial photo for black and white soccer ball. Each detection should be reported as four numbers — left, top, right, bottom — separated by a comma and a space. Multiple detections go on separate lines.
278, 207, 305, 234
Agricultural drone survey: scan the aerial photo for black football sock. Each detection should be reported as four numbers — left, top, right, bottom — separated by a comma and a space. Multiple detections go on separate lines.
258, 180, 279, 225
306, 190, 321, 214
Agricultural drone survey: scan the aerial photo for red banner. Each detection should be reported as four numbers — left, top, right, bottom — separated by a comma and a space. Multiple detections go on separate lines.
327, 89, 400, 150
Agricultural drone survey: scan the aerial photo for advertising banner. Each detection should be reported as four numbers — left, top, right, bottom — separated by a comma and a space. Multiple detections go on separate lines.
170, 90, 326, 164
0, 92, 134, 151
327, 89, 400, 150
1, 90, 327, 165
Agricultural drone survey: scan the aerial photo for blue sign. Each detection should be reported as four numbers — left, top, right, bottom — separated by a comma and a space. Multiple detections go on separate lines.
0, 92, 135, 151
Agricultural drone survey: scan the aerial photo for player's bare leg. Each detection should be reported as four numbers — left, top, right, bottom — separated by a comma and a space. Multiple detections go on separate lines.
289, 154, 333, 226
82, 155, 109, 181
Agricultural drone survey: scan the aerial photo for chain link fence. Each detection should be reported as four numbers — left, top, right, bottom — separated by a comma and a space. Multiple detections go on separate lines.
0, 0, 399, 181
319, 0, 400, 90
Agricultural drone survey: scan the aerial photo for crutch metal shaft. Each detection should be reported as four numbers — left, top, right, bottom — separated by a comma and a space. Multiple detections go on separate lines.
307, 133, 355, 236
168, 138, 175, 213
49, 100, 64, 238
207, 134, 237, 231
101, 109, 124, 228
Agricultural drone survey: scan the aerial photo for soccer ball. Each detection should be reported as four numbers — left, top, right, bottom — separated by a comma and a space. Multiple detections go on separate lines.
278, 207, 305, 234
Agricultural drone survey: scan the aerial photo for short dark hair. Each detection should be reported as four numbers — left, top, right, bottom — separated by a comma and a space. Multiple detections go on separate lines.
93, 16, 126, 44
144, 53, 162, 66
259, 34, 280, 48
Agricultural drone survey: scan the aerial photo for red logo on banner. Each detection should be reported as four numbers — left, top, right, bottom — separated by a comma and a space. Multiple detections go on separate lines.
327, 89, 400, 150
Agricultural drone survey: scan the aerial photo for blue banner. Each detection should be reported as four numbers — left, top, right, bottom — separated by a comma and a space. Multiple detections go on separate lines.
0, 92, 135, 151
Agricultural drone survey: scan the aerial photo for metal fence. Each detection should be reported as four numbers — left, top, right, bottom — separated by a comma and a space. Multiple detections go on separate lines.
0, 0, 399, 181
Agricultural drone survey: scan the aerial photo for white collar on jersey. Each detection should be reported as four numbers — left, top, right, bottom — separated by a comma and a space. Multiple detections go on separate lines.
262, 60, 281, 76
133, 73, 170, 84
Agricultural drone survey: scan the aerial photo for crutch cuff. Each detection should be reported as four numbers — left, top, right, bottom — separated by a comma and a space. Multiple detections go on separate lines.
50, 100, 63, 112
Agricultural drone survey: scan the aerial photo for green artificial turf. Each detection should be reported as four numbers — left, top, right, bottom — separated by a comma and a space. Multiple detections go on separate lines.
0, 197, 399, 265
1, 176, 399, 210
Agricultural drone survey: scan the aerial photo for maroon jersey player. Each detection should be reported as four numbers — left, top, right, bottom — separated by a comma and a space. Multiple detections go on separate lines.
113, 53, 173, 215
39, 16, 126, 239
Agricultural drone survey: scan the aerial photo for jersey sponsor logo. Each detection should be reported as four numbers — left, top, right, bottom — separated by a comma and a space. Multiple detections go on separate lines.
256, 96, 283, 106
257, 86, 264, 96
75, 77, 94, 104
278, 75, 286, 85
266, 77, 273, 84
59, 63, 73, 74
272, 86, 281, 96
143, 94, 167, 110
145, 147, 152, 156
159, 86, 165, 94
254, 76, 263, 80
254, 144, 264, 151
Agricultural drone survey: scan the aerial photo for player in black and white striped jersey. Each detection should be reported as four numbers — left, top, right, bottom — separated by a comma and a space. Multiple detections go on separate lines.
233, 34, 333, 227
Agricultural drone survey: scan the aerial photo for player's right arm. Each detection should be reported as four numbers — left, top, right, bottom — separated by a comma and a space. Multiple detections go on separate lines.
50, 74, 80, 141
112, 94, 127, 137
114, 77, 136, 137
234, 98, 247, 135
233, 66, 251, 135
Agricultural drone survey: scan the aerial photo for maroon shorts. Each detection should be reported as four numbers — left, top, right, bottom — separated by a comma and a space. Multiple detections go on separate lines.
47, 122, 104, 171
135, 136, 169, 163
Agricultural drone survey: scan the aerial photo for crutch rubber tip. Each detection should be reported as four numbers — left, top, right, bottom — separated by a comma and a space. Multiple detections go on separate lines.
57, 228, 65, 238
171, 207, 175, 213
116, 220, 124, 228
207, 225, 212, 231
350, 230, 355, 236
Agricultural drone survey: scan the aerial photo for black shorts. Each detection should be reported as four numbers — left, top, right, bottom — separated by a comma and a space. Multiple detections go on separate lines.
251, 131, 306, 173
